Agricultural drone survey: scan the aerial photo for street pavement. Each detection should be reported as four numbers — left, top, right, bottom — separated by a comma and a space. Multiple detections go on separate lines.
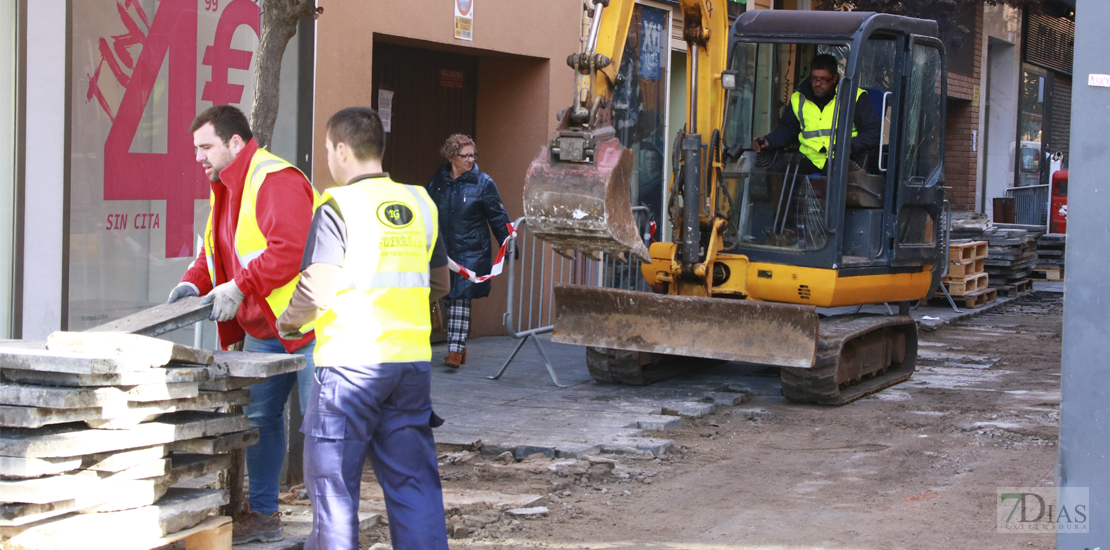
427, 280, 1065, 457
243, 281, 1063, 549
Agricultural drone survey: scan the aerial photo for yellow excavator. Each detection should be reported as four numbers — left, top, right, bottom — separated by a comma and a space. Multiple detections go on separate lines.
524, 1, 949, 405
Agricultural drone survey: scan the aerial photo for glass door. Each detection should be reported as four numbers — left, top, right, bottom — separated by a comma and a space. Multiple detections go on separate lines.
891, 36, 946, 267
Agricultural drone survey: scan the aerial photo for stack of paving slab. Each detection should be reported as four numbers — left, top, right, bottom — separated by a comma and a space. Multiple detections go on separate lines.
1035, 233, 1066, 281
949, 215, 1037, 298
0, 332, 303, 550
982, 228, 1038, 296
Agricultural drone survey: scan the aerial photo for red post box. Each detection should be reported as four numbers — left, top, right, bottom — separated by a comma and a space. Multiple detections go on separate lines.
1051, 170, 1068, 234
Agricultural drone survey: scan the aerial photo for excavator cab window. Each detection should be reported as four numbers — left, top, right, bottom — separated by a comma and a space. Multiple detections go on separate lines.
720, 41, 851, 252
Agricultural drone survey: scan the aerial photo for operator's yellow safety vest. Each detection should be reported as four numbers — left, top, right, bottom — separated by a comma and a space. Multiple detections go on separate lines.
203, 148, 321, 323
309, 176, 438, 366
791, 86, 866, 170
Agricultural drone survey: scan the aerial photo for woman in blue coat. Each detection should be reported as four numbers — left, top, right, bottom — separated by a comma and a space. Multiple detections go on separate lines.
427, 134, 513, 368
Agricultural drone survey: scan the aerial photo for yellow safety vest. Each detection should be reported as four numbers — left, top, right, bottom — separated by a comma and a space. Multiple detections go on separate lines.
203, 148, 320, 323
791, 87, 865, 170
310, 176, 438, 366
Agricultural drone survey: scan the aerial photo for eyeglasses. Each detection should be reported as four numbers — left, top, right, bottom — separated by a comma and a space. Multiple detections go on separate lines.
457, 153, 477, 159
811, 75, 837, 84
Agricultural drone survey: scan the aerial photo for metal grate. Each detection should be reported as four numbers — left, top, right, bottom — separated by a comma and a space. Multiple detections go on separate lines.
1006, 184, 1050, 227
493, 209, 654, 386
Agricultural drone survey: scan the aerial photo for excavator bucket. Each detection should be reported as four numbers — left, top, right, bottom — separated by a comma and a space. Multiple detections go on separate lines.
552, 285, 820, 368
523, 134, 651, 262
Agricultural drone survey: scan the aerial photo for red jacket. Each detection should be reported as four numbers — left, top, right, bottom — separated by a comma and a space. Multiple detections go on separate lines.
181, 139, 315, 352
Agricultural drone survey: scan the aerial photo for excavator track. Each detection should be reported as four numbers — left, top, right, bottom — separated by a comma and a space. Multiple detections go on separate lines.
585, 314, 916, 406
586, 347, 724, 386
780, 314, 918, 405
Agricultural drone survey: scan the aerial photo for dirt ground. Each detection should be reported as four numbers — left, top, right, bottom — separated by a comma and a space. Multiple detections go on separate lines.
357, 292, 1063, 550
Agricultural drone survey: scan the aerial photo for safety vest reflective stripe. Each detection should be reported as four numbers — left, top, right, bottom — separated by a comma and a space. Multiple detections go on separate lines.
238, 249, 264, 270
203, 148, 321, 326
801, 128, 834, 139
311, 176, 437, 365
347, 271, 432, 291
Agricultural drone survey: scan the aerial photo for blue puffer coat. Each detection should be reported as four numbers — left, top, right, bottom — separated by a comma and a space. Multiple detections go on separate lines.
427, 163, 513, 299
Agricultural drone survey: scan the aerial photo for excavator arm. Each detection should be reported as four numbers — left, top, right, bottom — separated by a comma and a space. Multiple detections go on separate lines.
523, 0, 646, 263
523, 0, 733, 267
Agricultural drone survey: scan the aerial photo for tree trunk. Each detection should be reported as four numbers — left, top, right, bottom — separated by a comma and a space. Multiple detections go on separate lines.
251, 0, 317, 150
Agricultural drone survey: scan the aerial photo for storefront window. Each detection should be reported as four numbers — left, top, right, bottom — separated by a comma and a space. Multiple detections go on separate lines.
611, 3, 669, 228
1017, 68, 1045, 187
69, 0, 259, 341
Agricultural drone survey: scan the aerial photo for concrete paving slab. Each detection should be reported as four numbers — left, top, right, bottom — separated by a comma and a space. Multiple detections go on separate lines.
0, 348, 156, 375
0, 487, 226, 547
46, 331, 214, 367
0, 455, 83, 479
0, 411, 248, 458
197, 376, 266, 392
85, 390, 250, 430
0, 366, 212, 387
84, 445, 168, 472
0, 405, 102, 429
85, 296, 212, 338
212, 351, 304, 378
168, 429, 259, 455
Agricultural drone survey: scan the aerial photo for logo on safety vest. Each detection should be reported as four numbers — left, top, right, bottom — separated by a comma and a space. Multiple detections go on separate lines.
377, 202, 415, 229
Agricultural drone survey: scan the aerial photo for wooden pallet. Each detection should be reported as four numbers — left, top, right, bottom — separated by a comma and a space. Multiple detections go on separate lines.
1033, 267, 1064, 281
947, 258, 984, 279
992, 278, 1033, 297
933, 287, 997, 309
149, 515, 231, 550
950, 241, 988, 262
942, 272, 989, 296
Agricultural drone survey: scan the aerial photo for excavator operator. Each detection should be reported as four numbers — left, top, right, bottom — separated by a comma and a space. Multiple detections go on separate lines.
752, 54, 881, 176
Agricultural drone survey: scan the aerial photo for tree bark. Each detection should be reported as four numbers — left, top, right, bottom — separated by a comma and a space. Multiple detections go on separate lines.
251, 0, 317, 150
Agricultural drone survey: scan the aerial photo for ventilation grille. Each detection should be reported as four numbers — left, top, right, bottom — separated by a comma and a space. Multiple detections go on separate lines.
798, 285, 811, 300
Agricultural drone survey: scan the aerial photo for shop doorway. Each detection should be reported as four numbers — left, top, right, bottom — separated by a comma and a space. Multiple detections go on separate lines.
371, 42, 478, 187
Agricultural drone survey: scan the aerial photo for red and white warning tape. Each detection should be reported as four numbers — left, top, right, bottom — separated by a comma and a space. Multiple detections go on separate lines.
446, 222, 517, 283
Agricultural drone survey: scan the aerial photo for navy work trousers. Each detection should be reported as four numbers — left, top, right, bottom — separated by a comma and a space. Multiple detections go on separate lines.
242, 334, 315, 516
301, 361, 448, 550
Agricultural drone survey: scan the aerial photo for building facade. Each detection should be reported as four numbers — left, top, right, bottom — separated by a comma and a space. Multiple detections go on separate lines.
2, 0, 705, 341
0, 1, 1070, 341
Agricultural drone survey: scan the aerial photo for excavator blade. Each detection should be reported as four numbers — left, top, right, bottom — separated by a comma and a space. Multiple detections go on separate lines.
523, 135, 651, 262
552, 285, 820, 368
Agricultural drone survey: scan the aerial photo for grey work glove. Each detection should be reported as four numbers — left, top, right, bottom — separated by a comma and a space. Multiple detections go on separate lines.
167, 282, 199, 304
278, 327, 305, 341
202, 280, 245, 322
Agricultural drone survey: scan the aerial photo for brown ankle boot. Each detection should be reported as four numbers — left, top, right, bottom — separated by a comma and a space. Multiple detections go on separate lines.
461, 349, 467, 364
445, 351, 463, 368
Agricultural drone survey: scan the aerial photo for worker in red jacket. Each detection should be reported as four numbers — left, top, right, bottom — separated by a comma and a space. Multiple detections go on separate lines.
167, 104, 318, 545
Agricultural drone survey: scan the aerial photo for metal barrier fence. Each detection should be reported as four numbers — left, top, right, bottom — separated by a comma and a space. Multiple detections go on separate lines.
1006, 184, 1050, 227
491, 209, 653, 386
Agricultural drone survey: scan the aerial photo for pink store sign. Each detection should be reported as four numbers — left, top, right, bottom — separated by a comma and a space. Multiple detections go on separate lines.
70, 0, 260, 327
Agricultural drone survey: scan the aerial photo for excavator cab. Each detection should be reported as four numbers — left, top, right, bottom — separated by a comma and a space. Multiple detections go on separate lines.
717, 13, 947, 278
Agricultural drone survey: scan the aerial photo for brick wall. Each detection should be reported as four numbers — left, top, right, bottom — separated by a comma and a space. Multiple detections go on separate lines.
943, 4, 984, 212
